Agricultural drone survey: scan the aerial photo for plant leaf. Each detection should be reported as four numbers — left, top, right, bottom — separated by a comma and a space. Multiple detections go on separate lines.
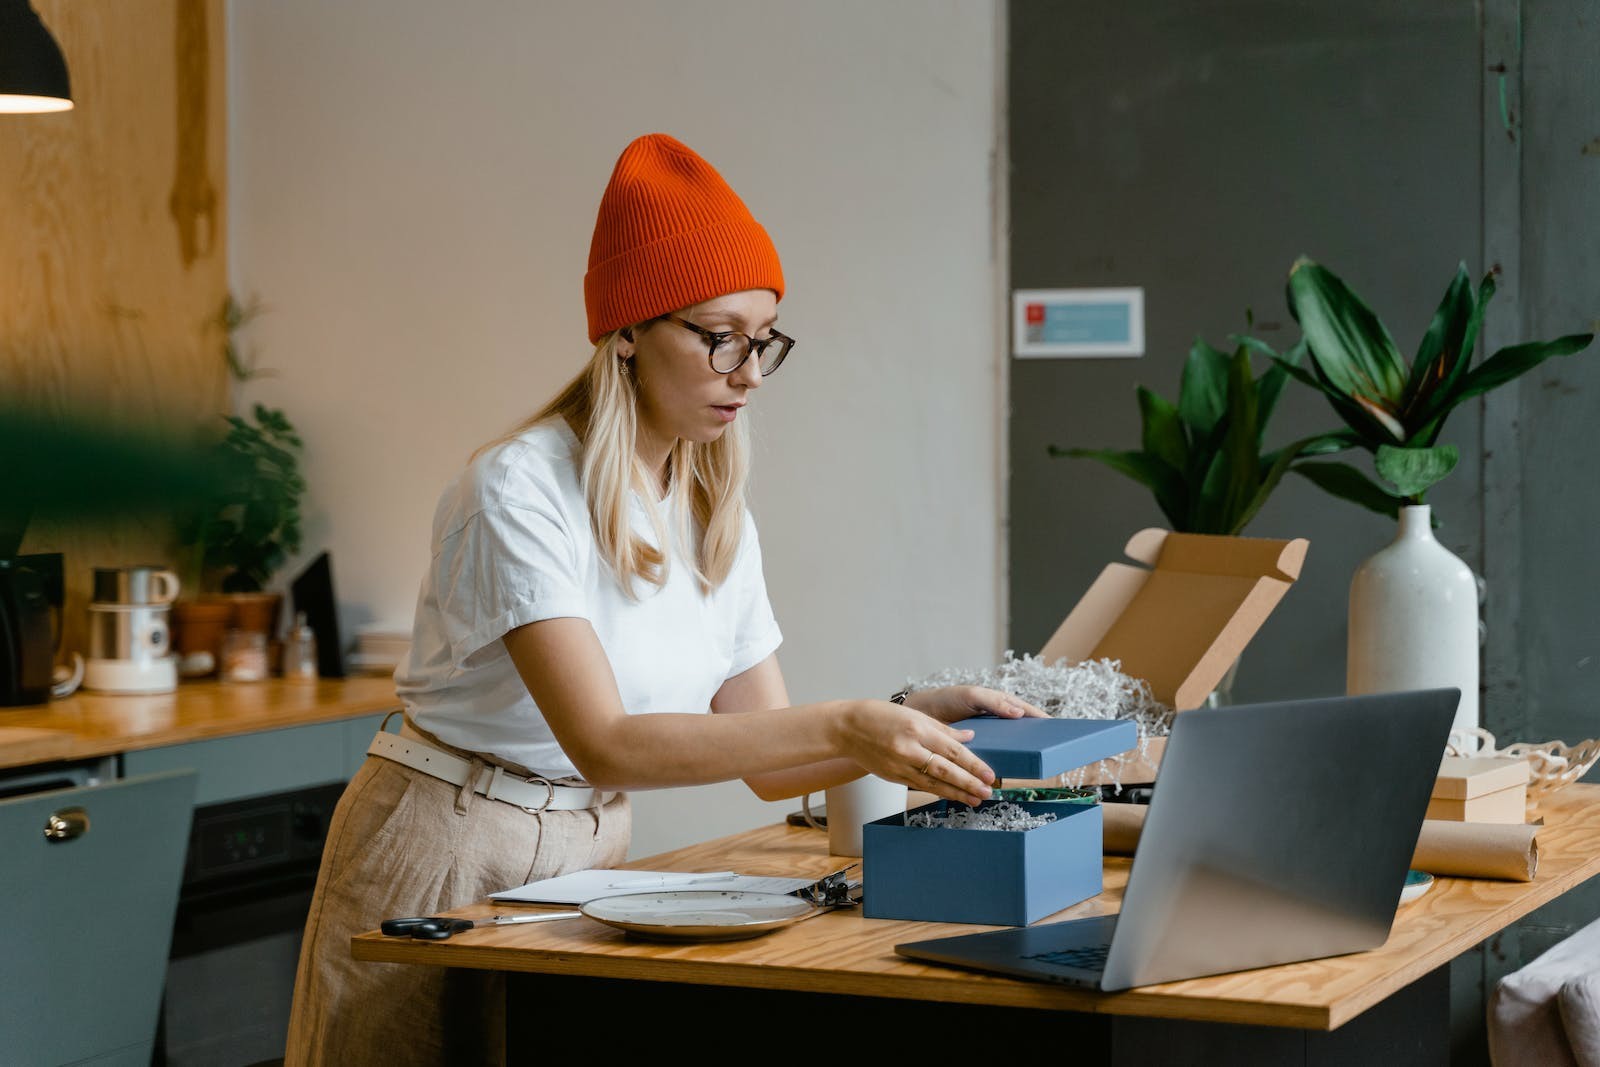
1277, 352, 1405, 448
1401, 263, 1473, 429
1411, 268, 1500, 443
1233, 430, 1356, 534
1254, 338, 1303, 441
1137, 387, 1189, 472
1178, 337, 1230, 436
1, 406, 235, 547
1218, 347, 1262, 532
1350, 394, 1408, 441
1374, 443, 1459, 499
1286, 257, 1409, 411
1269, 350, 1332, 393
1452, 333, 1596, 403
1291, 461, 1405, 519
1262, 429, 1361, 467
1182, 415, 1231, 527
1193, 463, 1225, 534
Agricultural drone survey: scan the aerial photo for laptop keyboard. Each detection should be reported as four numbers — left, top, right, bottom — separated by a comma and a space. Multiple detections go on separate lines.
1025, 943, 1111, 971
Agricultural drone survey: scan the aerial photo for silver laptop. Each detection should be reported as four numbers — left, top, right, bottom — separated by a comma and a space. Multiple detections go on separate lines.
895, 688, 1459, 991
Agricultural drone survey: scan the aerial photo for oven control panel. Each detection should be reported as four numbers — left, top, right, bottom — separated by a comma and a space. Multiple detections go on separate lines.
184, 780, 347, 884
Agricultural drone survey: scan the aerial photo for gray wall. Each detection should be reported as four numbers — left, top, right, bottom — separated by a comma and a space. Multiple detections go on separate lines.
1008, 1, 1484, 703
1009, 1, 1598, 1059
1514, 1, 1600, 753
1486, 0, 1600, 1004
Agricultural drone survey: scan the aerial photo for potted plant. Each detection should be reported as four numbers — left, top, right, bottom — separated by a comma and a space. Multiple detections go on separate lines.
1268, 257, 1593, 513
1262, 256, 1595, 737
1049, 331, 1343, 703
1049, 331, 1351, 536
182, 402, 306, 612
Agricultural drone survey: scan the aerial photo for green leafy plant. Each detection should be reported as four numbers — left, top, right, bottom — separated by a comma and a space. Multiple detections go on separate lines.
181, 403, 305, 593
1266, 257, 1595, 512
210, 292, 274, 381
1050, 334, 1353, 535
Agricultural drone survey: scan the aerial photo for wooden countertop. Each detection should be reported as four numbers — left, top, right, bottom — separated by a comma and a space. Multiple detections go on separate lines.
0, 674, 402, 771
353, 783, 1600, 1031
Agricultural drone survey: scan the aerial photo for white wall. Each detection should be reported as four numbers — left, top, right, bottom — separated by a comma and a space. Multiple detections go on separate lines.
229, 0, 1004, 859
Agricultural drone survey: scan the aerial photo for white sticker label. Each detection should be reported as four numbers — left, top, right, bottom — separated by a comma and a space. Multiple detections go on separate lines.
1013, 288, 1144, 358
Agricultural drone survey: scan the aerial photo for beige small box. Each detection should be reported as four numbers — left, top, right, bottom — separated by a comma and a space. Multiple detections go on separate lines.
1427, 756, 1530, 823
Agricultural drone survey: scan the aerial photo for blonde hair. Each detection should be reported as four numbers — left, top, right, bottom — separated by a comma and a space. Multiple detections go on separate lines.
478, 329, 749, 598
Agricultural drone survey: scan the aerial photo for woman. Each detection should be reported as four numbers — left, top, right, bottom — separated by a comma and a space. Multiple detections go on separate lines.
286, 133, 1037, 1065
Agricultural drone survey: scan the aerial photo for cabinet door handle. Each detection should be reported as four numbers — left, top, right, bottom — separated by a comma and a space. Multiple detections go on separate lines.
44, 807, 90, 842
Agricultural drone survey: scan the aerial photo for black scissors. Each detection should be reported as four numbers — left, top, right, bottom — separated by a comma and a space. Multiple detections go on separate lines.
381, 910, 582, 941
793, 864, 862, 909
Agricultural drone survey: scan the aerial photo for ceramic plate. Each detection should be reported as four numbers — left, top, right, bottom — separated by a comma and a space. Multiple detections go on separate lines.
1400, 869, 1434, 904
579, 890, 818, 942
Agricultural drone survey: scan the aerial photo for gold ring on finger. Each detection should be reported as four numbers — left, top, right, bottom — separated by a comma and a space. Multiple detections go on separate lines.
918, 752, 936, 776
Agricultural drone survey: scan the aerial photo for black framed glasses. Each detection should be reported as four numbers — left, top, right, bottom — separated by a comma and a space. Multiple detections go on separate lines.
658, 313, 794, 376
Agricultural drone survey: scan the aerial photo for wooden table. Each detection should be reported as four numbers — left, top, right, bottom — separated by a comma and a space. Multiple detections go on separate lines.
353, 784, 1600, 1065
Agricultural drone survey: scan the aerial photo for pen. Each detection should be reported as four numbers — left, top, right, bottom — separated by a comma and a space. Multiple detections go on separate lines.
483, 911, 583, 926
604, 871, 739, 890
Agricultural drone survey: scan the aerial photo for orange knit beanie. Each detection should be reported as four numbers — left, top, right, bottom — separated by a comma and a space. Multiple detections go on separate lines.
584, 133, 784, 343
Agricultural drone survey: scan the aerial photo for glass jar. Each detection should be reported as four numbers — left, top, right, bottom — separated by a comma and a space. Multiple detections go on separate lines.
221, 629, 269, 683
282, 611, 318, 682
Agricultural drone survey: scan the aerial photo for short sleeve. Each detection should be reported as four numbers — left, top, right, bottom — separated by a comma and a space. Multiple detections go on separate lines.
433, 470, 590, 666
724, 509, 783, 679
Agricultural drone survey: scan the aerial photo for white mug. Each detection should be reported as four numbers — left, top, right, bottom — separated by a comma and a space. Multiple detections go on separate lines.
803, 775, 908, 857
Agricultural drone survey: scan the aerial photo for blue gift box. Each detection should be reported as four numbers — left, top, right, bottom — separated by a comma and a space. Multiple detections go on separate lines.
861, 717, 1137, 926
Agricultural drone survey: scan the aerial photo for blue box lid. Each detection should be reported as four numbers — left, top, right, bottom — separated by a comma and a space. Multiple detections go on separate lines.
959, 717, 1138, 779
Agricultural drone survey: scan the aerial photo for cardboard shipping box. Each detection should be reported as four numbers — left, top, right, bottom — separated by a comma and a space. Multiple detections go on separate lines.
1427, 755, 1530, 824
1033, 528, 1309, 786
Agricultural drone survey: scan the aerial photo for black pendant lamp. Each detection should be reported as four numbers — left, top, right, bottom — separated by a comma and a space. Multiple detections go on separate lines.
0, 0, 73, 113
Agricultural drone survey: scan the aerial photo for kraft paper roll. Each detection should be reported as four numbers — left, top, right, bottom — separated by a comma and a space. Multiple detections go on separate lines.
1100, 803, 1540, 882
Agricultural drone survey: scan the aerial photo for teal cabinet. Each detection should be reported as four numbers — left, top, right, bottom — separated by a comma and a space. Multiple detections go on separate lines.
124, 713, 390, 806
0, 770, 197, 1067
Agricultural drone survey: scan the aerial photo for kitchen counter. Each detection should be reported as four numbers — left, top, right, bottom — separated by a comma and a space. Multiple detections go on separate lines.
0, 674, 403, 771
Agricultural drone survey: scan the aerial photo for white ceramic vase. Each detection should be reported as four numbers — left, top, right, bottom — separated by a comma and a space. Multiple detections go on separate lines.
1347, 505, 1479, 739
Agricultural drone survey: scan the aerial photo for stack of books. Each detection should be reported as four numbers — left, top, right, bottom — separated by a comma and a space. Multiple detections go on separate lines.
348, 625, 411, 675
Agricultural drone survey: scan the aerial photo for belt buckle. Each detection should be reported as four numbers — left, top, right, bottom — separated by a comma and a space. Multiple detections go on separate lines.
518, 774, 556, 815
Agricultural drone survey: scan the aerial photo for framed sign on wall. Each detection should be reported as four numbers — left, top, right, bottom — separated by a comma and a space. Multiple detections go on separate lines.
1012, 287, 1144, 358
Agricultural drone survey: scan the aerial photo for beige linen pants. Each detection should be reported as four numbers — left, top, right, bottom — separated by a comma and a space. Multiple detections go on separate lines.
285, 753, 631, 1066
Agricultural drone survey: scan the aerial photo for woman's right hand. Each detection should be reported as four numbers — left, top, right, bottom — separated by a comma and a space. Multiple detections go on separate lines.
832, 700, 995, 806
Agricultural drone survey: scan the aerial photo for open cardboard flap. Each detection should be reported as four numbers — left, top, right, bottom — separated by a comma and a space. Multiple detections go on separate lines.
1031, 528, 1308, 787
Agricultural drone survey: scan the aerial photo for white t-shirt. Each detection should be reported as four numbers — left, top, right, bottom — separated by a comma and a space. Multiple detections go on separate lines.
395, 419, 783, 780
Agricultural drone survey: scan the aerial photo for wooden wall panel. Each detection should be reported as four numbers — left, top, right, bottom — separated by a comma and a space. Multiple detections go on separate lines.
1, 0, 228, 661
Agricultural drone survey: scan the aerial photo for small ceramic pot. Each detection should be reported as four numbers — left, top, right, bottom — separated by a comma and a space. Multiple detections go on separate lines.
225, 592, 283, 637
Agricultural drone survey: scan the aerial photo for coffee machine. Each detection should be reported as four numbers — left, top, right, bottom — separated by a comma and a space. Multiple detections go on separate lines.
84, 565, 180, 694
0, 554, 60, 706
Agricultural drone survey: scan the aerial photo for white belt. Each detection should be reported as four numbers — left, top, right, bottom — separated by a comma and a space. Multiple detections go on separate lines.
367, 731, 613, 813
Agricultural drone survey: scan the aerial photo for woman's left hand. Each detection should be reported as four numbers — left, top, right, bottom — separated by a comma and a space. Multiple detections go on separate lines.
902, 686, 1048, 726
